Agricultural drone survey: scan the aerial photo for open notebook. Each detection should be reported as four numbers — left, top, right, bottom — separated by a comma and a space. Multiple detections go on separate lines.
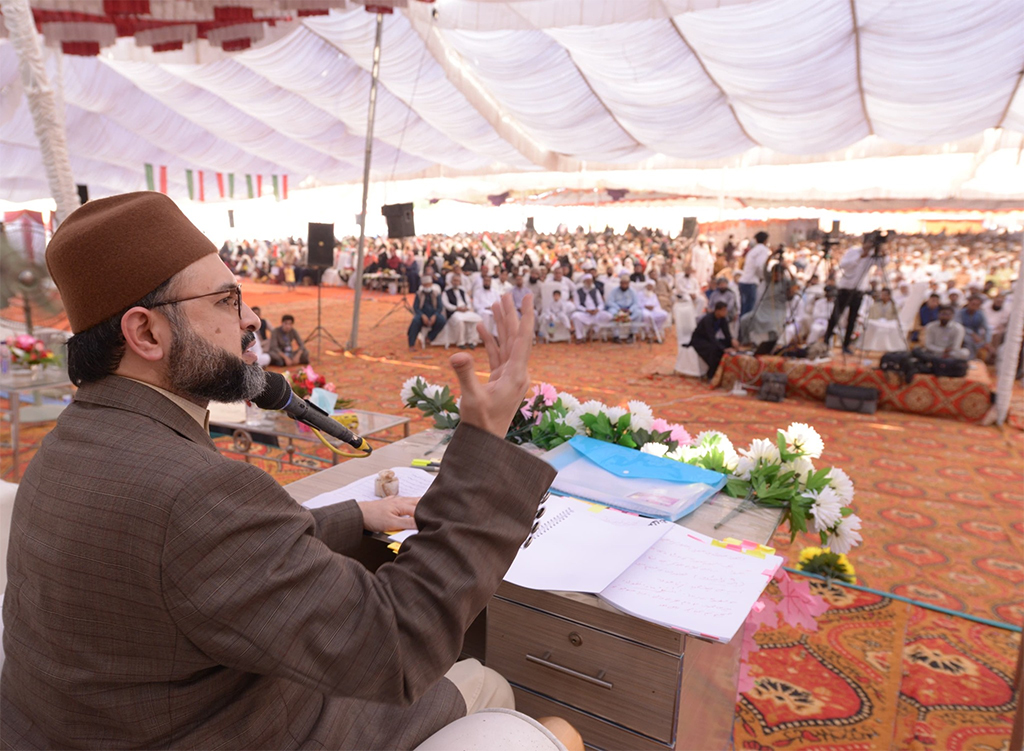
504, 496, 783, 643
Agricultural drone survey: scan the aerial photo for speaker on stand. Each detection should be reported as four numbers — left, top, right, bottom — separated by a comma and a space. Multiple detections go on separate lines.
381, 203, 415, 238
304, 222, 343, 361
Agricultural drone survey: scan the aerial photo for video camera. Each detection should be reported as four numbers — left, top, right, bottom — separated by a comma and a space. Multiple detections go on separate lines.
864, 229, 890, 257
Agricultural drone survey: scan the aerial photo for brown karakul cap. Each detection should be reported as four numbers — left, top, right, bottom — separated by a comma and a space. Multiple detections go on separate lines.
46, 192, 216, 333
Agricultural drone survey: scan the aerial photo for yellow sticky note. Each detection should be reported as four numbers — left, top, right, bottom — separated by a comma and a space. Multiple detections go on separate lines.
711, 540, 728, 548
387, 542, 401, 554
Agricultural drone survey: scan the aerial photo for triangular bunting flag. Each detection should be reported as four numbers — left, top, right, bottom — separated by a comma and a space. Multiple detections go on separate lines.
216, 173, 225, 199
198, 171, 205, 202
272, 175, 280, 201
282, 174, 288, 200
246, 174, 254, 199
145, 163, 155, 191
186, 169, 195, 200
159, 166, 168, 194
256, 175, 263, 198
228, 174, 235, 199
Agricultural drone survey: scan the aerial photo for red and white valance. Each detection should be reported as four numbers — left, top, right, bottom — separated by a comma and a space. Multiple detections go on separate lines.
39, 20, 117, 55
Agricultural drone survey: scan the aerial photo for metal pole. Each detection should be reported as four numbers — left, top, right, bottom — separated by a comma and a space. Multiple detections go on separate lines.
347, 12, 384, 351
995, 236, 1024, 424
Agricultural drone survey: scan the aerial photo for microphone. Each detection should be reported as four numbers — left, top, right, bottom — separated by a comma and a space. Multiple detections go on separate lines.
254, 372, 371, 454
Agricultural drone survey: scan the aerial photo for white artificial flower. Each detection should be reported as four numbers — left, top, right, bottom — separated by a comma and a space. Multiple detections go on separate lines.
694, 430, 732, 449
671, 445, 703, 464
563, 409, 586, 435
579, 399, 607, 417
626, 400, 654, 432
606, 406, 628, 425
400, 376, 421, 404
558, 392, 582, 412
640, 442, 669, 457
807, 487, 844, 532
422, 383, 443, 401
783, 456, 816, 484
740, 438, 781, 466
782, 422, 824, 459
826, 467, 855, 504
733, 456, 755, 480
455, 397, 462, 411
826, 513, 863, 555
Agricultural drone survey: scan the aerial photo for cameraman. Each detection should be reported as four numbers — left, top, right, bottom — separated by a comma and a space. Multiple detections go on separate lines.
823, 234, 880, 354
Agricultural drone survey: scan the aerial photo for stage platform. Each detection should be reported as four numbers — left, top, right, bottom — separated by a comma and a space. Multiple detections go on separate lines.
710, 352, 993, 423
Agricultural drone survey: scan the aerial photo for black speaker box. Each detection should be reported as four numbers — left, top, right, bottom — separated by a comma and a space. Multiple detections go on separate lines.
381, 203, 415, 238
307, 222, 335, 267
681, 216, 697, 238
526, 216, 535, 232
77, 184, 89, 204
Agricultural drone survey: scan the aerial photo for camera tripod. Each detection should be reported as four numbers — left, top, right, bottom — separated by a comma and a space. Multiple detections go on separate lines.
848, 243, 909, 361
304, 269, 345, 362
371, 294, 414, 329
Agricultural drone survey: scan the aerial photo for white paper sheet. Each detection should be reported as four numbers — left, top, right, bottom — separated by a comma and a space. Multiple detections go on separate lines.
503, 496, 672, 592
598, 525, 784, 642
301, 466, 436, 510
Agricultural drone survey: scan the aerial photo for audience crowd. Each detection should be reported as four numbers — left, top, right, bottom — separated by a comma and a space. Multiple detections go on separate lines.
219, 225, 1020, 375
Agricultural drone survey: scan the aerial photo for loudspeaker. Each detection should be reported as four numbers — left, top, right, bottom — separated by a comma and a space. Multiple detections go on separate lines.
681, 216, 697, 238
77, 184, 89, 204
227, 209, 235, 228
526, 217, 535, 232
307, 222, 334, 268
381, 203, 415, 238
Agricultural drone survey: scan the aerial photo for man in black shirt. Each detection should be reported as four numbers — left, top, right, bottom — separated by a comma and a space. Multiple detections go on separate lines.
689, 302, 740, 379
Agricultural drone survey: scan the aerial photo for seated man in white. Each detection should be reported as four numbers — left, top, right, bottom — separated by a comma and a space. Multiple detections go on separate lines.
571, 274, 612, 342
473, 273, 503, 336
914, 305, 970, 362
539, 290, 573, 342
780, 283, 806, 347
639, 280, 669, 339
862, 286, 904, 351
441, 274, 482, 349
806, 286, 837, 346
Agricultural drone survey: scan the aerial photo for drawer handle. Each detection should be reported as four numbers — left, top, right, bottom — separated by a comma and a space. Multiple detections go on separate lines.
525, 651, 613, 690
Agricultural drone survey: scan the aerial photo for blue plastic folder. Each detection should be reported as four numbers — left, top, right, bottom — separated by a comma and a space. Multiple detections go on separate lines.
542, 436, 726, 521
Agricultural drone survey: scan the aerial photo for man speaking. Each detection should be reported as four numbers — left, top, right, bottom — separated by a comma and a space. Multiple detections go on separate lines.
1, 193, 560, 749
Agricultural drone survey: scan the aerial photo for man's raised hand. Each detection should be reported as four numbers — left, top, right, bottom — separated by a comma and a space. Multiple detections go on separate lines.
450, 292, 534, 438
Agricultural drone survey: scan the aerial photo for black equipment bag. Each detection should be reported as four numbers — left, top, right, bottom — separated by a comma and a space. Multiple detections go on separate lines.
933, 359, 968, 378
879, 351, 918, 385
825, 384, 878, 414
758, 372, 787, 402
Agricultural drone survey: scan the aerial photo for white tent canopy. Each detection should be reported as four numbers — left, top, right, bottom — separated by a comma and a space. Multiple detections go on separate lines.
1, 0, 1023, 203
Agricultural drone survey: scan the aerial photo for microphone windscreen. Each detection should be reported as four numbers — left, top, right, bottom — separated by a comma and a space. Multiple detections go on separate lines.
253, 371, 293, 411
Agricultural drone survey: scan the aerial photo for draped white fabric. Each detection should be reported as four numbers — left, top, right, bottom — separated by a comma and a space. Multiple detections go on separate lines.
1, 0, 1022, 203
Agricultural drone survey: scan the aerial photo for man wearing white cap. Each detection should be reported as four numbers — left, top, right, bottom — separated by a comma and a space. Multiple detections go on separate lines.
571, 274, 612, 342
639, 280, 669, 340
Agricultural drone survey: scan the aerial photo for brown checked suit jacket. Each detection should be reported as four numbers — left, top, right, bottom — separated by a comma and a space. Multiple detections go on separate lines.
1, 376, 555, 749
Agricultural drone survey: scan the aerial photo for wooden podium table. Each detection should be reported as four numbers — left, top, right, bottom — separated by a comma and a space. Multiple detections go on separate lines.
285, 430, 783, 750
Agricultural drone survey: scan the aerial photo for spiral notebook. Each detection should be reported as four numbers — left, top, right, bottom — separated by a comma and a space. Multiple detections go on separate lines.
503, 495, 783, 643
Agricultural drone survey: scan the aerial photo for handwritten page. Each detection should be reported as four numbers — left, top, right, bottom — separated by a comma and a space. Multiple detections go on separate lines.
598, 525, 784, 642
503, 496, 672, 593
302, 466, 435, 510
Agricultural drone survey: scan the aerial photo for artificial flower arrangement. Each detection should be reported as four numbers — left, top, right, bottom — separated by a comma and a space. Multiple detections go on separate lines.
4, 334, 58, 368
401, 376, 862, 554
286, 365, 336, 400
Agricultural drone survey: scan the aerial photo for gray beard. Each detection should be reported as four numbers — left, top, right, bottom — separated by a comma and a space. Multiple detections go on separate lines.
167, 326, 267, 404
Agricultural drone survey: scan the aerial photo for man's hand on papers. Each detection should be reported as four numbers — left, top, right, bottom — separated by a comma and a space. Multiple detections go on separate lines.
358, 496, 419, 533
450, 292, 534, 439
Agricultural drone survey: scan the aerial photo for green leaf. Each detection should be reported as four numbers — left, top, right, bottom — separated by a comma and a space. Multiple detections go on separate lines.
725, 478, 750, 497
617, 433, 637, 448
840, 507, 853, 517
616, 413, 632, 433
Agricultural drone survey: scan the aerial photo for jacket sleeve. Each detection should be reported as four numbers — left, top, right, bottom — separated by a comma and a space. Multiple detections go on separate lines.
161, 424, 555, 705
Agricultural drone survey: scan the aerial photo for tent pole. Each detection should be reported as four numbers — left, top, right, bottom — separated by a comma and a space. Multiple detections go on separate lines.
995, 236, 1024, 424
1, 0, 80, 223
347, 11, 384, 351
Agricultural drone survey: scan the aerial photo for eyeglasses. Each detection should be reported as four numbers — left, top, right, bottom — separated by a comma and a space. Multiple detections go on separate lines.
150, 285, 242, 319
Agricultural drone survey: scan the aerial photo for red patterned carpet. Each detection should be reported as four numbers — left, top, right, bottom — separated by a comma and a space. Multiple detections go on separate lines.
3, 281, 1022, 749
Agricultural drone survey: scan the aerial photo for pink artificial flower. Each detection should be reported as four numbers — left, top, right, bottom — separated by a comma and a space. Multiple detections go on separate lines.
324, 383, 337, 393
33, 341, 45, 352
669, 424, 691, 445
775, 571, 830, 632
14, 335, 36, 350
531, 383, 558, 407
650, 417, 671, 434
302, 365, 317, 383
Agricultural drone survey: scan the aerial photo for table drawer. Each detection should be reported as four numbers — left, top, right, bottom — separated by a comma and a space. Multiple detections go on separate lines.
487, 598, 680, 742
